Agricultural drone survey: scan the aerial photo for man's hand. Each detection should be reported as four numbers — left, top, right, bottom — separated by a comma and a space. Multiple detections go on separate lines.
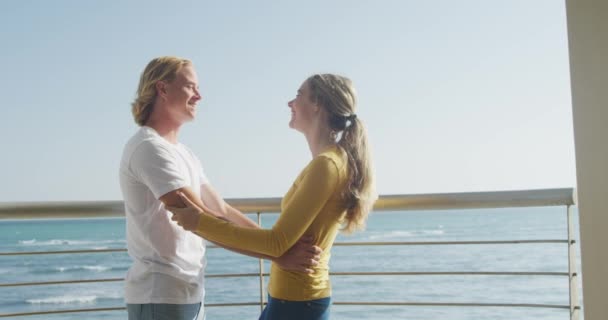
166, 191, 205, 231
275, 235, 322, 274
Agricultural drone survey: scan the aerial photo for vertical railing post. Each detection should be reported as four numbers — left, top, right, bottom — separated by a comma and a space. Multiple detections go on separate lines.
567, 205, 580, 320
257, 211, 265, 313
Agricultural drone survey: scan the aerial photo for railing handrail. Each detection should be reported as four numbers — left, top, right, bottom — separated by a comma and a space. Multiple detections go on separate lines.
0, 302, 582, 319
0, 271, 572, 288
0, 188, 580, 319
0, 188, 576, 219
0, 239, 572, 257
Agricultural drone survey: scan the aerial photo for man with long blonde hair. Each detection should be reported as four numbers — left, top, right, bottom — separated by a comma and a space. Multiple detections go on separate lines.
119, 57, 321, 320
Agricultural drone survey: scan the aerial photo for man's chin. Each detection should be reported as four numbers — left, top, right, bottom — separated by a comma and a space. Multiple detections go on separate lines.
176, 115, 195, 125
185, 112, 196, 122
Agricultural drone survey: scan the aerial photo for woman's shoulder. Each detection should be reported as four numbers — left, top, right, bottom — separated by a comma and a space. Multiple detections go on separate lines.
322, 145, 347, 164
309, 146, 346, 174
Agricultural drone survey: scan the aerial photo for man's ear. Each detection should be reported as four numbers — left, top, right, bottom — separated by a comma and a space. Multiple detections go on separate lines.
156, 81, 167, 99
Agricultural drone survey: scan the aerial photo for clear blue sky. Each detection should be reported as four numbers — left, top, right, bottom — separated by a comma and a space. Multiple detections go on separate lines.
0, 0, 575, 202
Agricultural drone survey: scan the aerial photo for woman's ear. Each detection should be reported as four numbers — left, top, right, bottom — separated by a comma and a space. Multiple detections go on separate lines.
312, 103, 322, 113
314, 104, 330, 124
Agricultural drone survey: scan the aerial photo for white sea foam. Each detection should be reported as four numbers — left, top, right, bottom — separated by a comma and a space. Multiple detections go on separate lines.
27, 295, 97, 304
368, 231, 414, 239
422, 229, 445, 235
367, 229, 445, 240
84, 266, 111, 272
54, 265, 111, 272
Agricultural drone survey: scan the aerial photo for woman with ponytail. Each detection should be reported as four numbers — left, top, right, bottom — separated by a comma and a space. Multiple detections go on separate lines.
169, 73, 377, 320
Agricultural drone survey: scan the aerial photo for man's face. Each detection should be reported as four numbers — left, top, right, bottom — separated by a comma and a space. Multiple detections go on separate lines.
163, 65, 201, 124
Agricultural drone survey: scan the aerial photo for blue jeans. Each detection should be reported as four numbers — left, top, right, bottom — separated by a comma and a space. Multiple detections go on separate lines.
127, 303, 204, 320
259, 295, 331, 320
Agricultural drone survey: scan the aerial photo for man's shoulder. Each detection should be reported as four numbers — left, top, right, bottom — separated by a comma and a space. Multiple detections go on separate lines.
176, 142, 198, 158
121, 129, 173, 171
124, 128, 167, 154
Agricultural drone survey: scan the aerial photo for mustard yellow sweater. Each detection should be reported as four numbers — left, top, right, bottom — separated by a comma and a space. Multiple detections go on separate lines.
194, 145, 348, 301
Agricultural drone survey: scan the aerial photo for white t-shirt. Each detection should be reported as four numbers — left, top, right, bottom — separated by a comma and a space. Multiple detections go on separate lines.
119, 126, 208, 304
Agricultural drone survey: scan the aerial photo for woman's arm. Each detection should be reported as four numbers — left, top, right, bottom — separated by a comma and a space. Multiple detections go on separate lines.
168, 156, 340, 257
204, 236, 322, 273
172, 184, 322, 272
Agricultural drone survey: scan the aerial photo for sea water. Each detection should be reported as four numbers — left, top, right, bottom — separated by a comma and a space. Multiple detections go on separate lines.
0, 207, 582, 319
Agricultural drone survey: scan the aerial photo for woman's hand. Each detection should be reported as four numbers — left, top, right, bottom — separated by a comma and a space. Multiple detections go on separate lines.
166, 192, 204, 231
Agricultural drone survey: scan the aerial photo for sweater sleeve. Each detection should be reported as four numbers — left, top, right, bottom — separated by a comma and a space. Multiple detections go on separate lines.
194, 155, 340, 257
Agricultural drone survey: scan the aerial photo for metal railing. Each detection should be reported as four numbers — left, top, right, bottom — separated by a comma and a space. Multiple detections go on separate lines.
0, 188, 581, 319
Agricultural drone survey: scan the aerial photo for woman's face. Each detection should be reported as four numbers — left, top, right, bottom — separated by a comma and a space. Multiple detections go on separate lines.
287, 80, 318, 133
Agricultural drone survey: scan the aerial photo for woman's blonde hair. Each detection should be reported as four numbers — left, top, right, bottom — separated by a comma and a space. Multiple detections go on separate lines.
306, 74, 377, 234
131, 56, 192, 126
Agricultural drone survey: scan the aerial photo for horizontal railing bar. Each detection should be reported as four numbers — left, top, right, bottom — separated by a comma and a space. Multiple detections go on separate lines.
0, 278, 124, 287
0, 301, 581, 317
0, 239, 570, 256
0, 245, 228, 256
331, 271, 569, 276
0, 188, 576, 219
335, 240, 569, 246
334, 302, 577, 309
0, 307, 126, 318
0, 274, 269, 287
0, 271, 570, 288
374, 188, 576, 211
0, 248, 127, 256
207, 302, 264, 307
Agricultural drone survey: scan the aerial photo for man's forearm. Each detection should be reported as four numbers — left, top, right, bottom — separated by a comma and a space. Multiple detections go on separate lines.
160, 187, 226, 219
200, 234, 275, 260
224, 204, 259, 229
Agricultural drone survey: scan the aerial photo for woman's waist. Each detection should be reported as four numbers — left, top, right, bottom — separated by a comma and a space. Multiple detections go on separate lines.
268, 265, 332, 301
270, 264, 329, 287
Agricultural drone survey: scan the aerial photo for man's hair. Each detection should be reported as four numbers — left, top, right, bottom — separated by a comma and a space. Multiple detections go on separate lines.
131, 56, 192, 126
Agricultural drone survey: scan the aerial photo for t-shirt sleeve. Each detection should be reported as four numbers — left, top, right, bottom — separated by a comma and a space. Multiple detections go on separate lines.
130, 141, 189, 199
192, 155, 340, 257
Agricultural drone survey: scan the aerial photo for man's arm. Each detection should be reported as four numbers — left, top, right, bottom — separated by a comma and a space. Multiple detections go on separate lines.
224, 203, 260, 228
200, 184, 258, 228
159, 186, 226, 219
